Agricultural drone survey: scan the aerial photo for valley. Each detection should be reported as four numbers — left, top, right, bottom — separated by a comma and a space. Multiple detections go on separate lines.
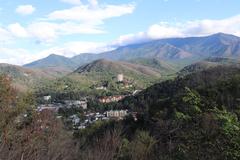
2, 33, 240, 159
2, 0, 240, 159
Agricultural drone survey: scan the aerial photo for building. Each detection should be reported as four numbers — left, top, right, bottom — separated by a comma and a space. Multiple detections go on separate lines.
70, 115, 81, 125
117, 74, 124, 82
37, 105, 59, 112
64, 100, 88, 109
43, 95, 51, 101
98, 95, 126, 104
96, 86, 107, 90
106, 110, 128, 119
133, 90, 142, 96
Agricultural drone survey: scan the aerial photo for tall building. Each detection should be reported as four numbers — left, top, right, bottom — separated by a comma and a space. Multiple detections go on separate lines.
117, 74, 124, 82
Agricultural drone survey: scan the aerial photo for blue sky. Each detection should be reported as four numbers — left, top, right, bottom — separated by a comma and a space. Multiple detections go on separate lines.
0, 0, 240, 65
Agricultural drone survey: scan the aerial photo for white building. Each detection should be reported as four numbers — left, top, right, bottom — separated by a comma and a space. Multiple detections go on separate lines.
96, 86, 107, 90
117, 74, 124, 82
133, 90, 142, 96
43, 95, 51, 101
106, 110, 128, 118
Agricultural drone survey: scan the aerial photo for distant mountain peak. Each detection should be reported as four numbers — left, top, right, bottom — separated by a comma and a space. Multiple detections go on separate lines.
212, 32, 235, 37
48, 53, 58, 56
210, 32, 240, 41
24, 33, 240, 70
24, 53, 77, 69
212, 32, 228, 36
47, 53, 67, 58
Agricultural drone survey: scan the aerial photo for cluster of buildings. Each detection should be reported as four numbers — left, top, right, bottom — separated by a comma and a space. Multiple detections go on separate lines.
38, 96, 88, 112
63, 100, 88, 109
68, 110, 129, 130
98, 95, 127, 103
37, 73, 142, 130
69, 112, 107, 130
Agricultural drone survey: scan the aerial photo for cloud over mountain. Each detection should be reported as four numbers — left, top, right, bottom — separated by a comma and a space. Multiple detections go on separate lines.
113, 15, 240, 46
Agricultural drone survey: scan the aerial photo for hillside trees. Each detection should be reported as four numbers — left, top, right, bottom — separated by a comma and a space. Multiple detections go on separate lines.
0, 75, 78, 160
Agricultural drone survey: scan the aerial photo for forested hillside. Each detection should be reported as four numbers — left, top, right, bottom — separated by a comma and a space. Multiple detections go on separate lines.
117, 65, 240, 159
2, 64, 240, 160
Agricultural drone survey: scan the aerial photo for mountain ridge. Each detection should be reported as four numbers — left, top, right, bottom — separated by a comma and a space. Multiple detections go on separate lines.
178, 57, 240, 76
74, 59, 162, 77
24, 33, 240, 70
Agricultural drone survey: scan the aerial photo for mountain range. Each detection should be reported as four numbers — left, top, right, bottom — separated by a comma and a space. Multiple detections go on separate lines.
2, 32, 240, 92
24, 33, 240, 70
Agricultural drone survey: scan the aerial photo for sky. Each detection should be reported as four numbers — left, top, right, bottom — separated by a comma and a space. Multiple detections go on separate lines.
0, 0, 240, 65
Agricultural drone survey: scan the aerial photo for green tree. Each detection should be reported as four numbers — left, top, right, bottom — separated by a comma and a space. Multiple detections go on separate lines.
182, 87, 202, 116
129, 130, 157, 160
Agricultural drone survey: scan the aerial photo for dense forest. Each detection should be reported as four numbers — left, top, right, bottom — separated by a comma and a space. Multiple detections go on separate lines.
1, 64, 240, 160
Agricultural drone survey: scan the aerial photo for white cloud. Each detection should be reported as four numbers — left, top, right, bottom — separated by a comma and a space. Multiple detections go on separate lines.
16, 1, 135, 43
8, 23, 29, 38
48, 3, 135, 23
27, 22, 58, 43
57, 22, 105, 35
16, 5, 35, 15
60, 0, 82, 5
0, 27, 12, 44
111, 32, 148, 47
7, 1, 135, 43
6, 21, 102, 43
182, 15, 240, 36
88, 0, 98, 7
27, 21, 105, 43
60, 0, 99, 7
147, 23, 183, 39
113, 15, 240, 46
0, 47, 33, 65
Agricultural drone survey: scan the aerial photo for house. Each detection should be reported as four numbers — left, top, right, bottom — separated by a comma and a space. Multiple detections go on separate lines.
106, 110, 128, 119
43, 95, 51, 101
78, 125, 86, 129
